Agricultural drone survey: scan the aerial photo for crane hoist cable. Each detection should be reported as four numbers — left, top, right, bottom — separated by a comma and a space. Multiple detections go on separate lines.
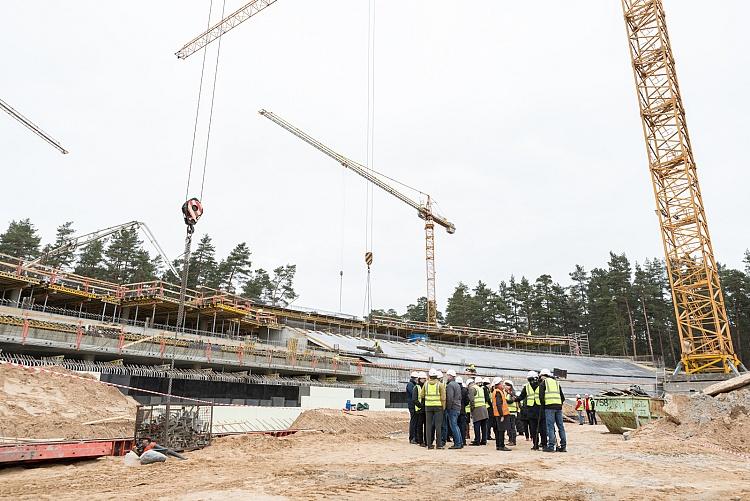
363, 0, 376, 324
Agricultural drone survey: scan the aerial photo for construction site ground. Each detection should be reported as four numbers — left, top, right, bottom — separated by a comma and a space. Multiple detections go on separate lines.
2, 423, 749, 501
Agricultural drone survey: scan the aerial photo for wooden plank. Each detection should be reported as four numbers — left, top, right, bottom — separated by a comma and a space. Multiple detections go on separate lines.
702, 372, 750, 396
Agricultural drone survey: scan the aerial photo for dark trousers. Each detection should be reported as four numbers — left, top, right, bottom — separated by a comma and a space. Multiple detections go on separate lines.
415, 412, 425, 444
528, 411, 546, 448
408, 407, 416, 442
487, 415, 495, 439
472, 418, 487, 444
587, 410, 597, 425
425, 407, 444, 447
458, 412, 468, 442
517, 417, 529, 439
506, 414, 517, 444
495, 416, 508, 448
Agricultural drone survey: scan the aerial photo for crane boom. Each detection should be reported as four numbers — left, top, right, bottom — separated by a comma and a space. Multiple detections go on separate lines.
259, 109, 455, 325
0, 97, 68, 154
176, 0, 280, 59
622, 0, 743, 374
25, 221, 180, 278
259, 109, 456, 234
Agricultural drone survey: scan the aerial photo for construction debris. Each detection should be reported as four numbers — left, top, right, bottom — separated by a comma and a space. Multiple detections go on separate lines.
290, 409, 409, 436
633, 388, 750, 454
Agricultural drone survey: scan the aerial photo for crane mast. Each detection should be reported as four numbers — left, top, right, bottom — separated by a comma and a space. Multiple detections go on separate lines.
621, 0, 743, 374
176, 0, 280, 59
259, 109, 455, 325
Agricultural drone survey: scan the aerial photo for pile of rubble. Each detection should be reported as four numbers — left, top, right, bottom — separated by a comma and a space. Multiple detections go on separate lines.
634, 376, 750, 454
290, 409, 409, 437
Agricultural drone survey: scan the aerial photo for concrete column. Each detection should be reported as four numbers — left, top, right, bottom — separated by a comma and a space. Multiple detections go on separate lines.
8, 288, 22, 305
121, 306, 132, 321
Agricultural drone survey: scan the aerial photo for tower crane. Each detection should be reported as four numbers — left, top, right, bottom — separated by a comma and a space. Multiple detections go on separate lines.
175, 0, 280, 59
259, 109, 455, 325
621, 0, 744, 374
1, 97, 68, 154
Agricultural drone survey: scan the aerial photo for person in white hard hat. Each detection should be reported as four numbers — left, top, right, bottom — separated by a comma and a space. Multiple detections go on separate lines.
415, 371, 428, 446
575, 394, 585, 425
467, 378, 489, 445
516, 370, 546, 450
490, 376, 511, 451
424, 368, 446, 449
461, 378, 473, 443
442, 369, 463, 449
538, 369, 566, 452
503, 380, 518, 446
481, 377, 494, 441
407, 371, 419, 443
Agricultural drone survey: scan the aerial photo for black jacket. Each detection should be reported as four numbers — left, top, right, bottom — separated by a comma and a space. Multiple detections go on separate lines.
406, 379, 416, 409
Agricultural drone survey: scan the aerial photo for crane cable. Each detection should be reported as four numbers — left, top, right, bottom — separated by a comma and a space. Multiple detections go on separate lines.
363, 0, 376, 326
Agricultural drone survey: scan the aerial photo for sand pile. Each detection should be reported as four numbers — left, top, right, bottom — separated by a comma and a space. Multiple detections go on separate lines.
633, 389, 750, 454
0, 363, 138, 441
290, 409, 409, 437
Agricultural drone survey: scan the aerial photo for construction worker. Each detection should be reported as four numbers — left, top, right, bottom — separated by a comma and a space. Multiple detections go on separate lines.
490, 377, 511, 451
415, 371, 427, 446
456, 376, 469, 443
503, 380, 518, 446
468, 378, 488, 445
407, 371, 419, 443
516, 370, 545, 450
462, 377, 472, 444
424, 368, 446, 449
444, 369, 464, 449
587, 394, 598, 425
575, 394, 585, 425
538, 368, 567, 453
466, 364, 477, 375
481, 377, 493, 441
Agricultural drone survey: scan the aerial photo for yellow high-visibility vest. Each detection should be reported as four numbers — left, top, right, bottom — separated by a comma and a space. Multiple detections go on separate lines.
507, 394, 518, 413
473, 386, 485, 408
543, 378, 562, 406
524, 383, 540, 407
415, 385, 423, 411
424, 381, 442, 408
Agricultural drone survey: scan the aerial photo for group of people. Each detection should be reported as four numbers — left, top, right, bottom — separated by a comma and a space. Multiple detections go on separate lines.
406, 368, 568, 453
574, 394, 598, 425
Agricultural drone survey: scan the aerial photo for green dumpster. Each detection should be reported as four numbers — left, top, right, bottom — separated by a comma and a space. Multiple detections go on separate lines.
593, 396, 665, 434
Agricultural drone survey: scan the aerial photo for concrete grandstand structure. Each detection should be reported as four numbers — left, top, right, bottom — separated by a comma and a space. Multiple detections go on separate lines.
0, 253, 660, 406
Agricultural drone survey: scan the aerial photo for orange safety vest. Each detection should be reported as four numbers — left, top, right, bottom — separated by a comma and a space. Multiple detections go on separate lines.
491, 387, 509, 417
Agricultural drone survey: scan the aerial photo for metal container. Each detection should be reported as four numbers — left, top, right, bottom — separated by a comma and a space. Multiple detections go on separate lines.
593, 396, 665, 434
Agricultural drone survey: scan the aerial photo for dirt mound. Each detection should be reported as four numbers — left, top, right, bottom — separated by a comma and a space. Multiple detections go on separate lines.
0, 363, 138, 440
290, 409, 409, 437
632, 389, 750, 454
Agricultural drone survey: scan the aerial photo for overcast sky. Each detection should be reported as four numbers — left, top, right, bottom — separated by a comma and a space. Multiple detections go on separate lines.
2, 1, 748, 317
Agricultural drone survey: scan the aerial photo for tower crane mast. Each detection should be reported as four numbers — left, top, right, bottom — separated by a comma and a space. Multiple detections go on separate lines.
621, 0, 744, 374
259, 109, 455, 325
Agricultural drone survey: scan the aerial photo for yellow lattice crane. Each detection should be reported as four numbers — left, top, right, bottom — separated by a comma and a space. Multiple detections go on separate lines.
259, 109, 455, 326
621, 0, 745, 374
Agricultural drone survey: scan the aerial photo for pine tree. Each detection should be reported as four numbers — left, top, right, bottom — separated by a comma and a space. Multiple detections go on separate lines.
218, 243, 252, 293
0, 219, 42, 259
446, 283, 474, 327
75, 240, 106, 279
40, 221, 76, 269
188, 234, 219, 289
402, 296, 444, 323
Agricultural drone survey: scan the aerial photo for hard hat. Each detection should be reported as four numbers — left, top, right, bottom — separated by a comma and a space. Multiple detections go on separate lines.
428, 368, 438, 377
410, 371, 419, 378
492, 376, 502, 386
446, 369, 456, 377
418, 371, 427, 379
466, 378, 474, 385
576, 394, 581, 398
504, 380, 514, 387
540, 368, 553, 377
526, 370, 538, 379
436, 370, 444, 378
455, 376, 464, 385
